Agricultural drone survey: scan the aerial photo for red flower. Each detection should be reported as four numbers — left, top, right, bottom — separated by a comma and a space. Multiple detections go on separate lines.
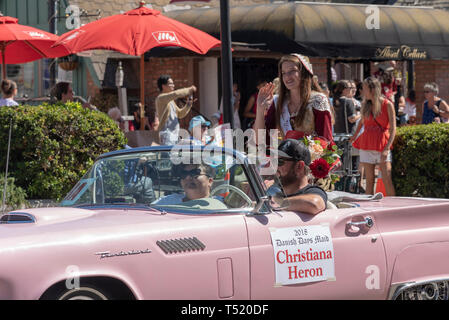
310, 158, 330, 179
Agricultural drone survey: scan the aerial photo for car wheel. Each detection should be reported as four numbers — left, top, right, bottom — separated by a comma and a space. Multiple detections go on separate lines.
57, 287, 109, 300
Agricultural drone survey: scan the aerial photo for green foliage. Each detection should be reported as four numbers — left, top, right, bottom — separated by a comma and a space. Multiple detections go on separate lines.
392, 123, 449, 198
0, 103, 127, 200
102, 160, 126, 197
0, 174, 28, 210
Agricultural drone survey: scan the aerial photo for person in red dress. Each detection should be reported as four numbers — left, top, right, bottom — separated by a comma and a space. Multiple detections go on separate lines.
254, 54, 333, 146
243, 78, 268, 129
350, 77, 396, 196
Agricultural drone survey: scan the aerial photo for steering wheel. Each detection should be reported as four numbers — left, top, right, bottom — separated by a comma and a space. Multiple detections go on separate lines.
210, 184, 253, 207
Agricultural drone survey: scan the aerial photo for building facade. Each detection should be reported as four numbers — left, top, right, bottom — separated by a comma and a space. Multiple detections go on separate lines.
2, 0, 449, 126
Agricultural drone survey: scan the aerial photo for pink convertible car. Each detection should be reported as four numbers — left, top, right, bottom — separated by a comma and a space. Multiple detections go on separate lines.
1, 146, 448, 300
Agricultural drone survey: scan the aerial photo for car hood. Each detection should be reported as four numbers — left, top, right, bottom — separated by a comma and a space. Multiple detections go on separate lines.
0, 206, 201, 239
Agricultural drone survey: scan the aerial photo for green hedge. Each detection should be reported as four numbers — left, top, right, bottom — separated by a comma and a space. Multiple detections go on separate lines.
393, 123, 449, 198
0, 174, 28, 210
0, 103, 126, 200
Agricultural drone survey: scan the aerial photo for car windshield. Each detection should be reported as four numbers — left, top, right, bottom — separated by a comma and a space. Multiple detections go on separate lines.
60, 148, 260, 213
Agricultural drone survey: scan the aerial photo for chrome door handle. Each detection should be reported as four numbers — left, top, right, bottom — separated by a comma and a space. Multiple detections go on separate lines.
347, 216, 374, 228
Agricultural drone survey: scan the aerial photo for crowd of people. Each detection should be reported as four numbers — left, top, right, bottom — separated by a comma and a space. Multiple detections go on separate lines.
2, 54, 449, 215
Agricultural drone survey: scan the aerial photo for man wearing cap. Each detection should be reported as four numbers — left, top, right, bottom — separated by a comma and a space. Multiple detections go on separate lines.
275, 139, 327, 215
155, 74, 197, 145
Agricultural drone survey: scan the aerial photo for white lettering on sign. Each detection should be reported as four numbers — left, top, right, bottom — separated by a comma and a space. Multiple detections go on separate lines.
22, 31, 50, 40
61, 30, 86, 44
270, 225, 335, 285
152, 31, 180, 45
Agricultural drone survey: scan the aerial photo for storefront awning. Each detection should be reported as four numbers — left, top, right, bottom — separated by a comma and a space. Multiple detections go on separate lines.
165, 2, 449, 60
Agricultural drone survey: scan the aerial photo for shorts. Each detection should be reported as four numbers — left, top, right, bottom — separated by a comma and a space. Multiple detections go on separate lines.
359, 149, 392, 164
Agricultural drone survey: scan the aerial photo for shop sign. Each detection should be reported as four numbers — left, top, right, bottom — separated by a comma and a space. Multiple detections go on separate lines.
375, 45, 427, 60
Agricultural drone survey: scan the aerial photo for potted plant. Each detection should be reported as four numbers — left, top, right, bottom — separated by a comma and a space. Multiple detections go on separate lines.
58, 54, 79, 71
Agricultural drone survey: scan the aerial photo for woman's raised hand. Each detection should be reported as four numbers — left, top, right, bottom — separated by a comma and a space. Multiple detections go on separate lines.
256, 82, 275, 114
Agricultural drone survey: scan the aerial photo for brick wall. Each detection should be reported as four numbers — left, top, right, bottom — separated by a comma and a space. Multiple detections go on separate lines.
310, 58, 328, 84
142, 57, 195, 108
414, 60, 449, 110
141, 57, 198, 128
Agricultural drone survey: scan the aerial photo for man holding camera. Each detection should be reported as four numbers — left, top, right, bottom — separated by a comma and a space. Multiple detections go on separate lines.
155, 75, 196, 146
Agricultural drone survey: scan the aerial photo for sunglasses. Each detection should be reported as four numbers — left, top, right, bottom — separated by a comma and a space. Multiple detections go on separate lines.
179, 168, 209, 179
424, 91, 432, 93
278, 158, 297, 166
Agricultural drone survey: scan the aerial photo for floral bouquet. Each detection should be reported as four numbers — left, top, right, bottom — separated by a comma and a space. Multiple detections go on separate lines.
296, 134, 342, 191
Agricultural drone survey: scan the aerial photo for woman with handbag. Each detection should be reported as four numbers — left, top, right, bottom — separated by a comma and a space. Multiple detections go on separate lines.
350, 77, 396, 196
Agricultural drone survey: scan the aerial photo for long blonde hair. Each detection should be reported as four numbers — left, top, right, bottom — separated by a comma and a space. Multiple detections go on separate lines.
361, 76, 382, 119
275, 55, 321, 133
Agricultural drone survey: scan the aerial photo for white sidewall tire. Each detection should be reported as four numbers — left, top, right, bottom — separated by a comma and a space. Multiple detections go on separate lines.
58, 287, 109, 300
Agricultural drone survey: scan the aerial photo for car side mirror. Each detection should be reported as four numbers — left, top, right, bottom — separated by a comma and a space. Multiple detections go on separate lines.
249, 193, 289, 216
269, 193, 289, 210
250, 196, 270, 215
266, 186, 289, 210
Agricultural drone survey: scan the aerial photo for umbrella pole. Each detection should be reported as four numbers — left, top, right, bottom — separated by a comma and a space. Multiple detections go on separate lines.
140, 54, 145, 130
1, 47, 5, 80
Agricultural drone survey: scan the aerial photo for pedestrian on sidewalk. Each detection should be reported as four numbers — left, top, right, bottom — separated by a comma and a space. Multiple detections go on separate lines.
350, 77, 396, 196
420, 82, 449, 124
333, 80, 358, 135
50, 82, 96, 110
404, 90, 416, 124
0, 79, 18, 107
243, 78, 267, 130
155, 75, 196, 145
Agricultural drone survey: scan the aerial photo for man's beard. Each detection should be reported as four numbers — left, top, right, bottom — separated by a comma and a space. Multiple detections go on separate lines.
279, 166, 297, 188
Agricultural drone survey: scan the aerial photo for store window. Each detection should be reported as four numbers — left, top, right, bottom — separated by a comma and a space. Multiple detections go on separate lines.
5, 59, 55, 99
6, 63, 35, 98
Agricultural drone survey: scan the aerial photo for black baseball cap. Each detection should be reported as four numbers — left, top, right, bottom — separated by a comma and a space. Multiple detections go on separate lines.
275, 139, 311, 166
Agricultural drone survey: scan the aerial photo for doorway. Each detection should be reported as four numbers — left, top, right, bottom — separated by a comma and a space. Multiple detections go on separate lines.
232, 58, 278, 129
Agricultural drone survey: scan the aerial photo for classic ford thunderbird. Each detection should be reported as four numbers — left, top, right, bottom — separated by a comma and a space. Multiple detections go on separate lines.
1, 146, 448, 300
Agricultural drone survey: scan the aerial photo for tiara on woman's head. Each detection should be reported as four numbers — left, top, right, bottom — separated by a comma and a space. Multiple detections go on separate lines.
289, 53, 313, 76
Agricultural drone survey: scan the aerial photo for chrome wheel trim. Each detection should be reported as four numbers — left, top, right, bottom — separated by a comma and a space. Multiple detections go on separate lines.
58, 287, 108, 300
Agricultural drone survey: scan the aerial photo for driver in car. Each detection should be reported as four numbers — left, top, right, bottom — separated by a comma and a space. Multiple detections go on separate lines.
152, 163, 223, 205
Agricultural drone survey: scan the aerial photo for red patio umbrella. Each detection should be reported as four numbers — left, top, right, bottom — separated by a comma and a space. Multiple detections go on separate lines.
0, 15, 70, 79
54, 1, 221, 129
